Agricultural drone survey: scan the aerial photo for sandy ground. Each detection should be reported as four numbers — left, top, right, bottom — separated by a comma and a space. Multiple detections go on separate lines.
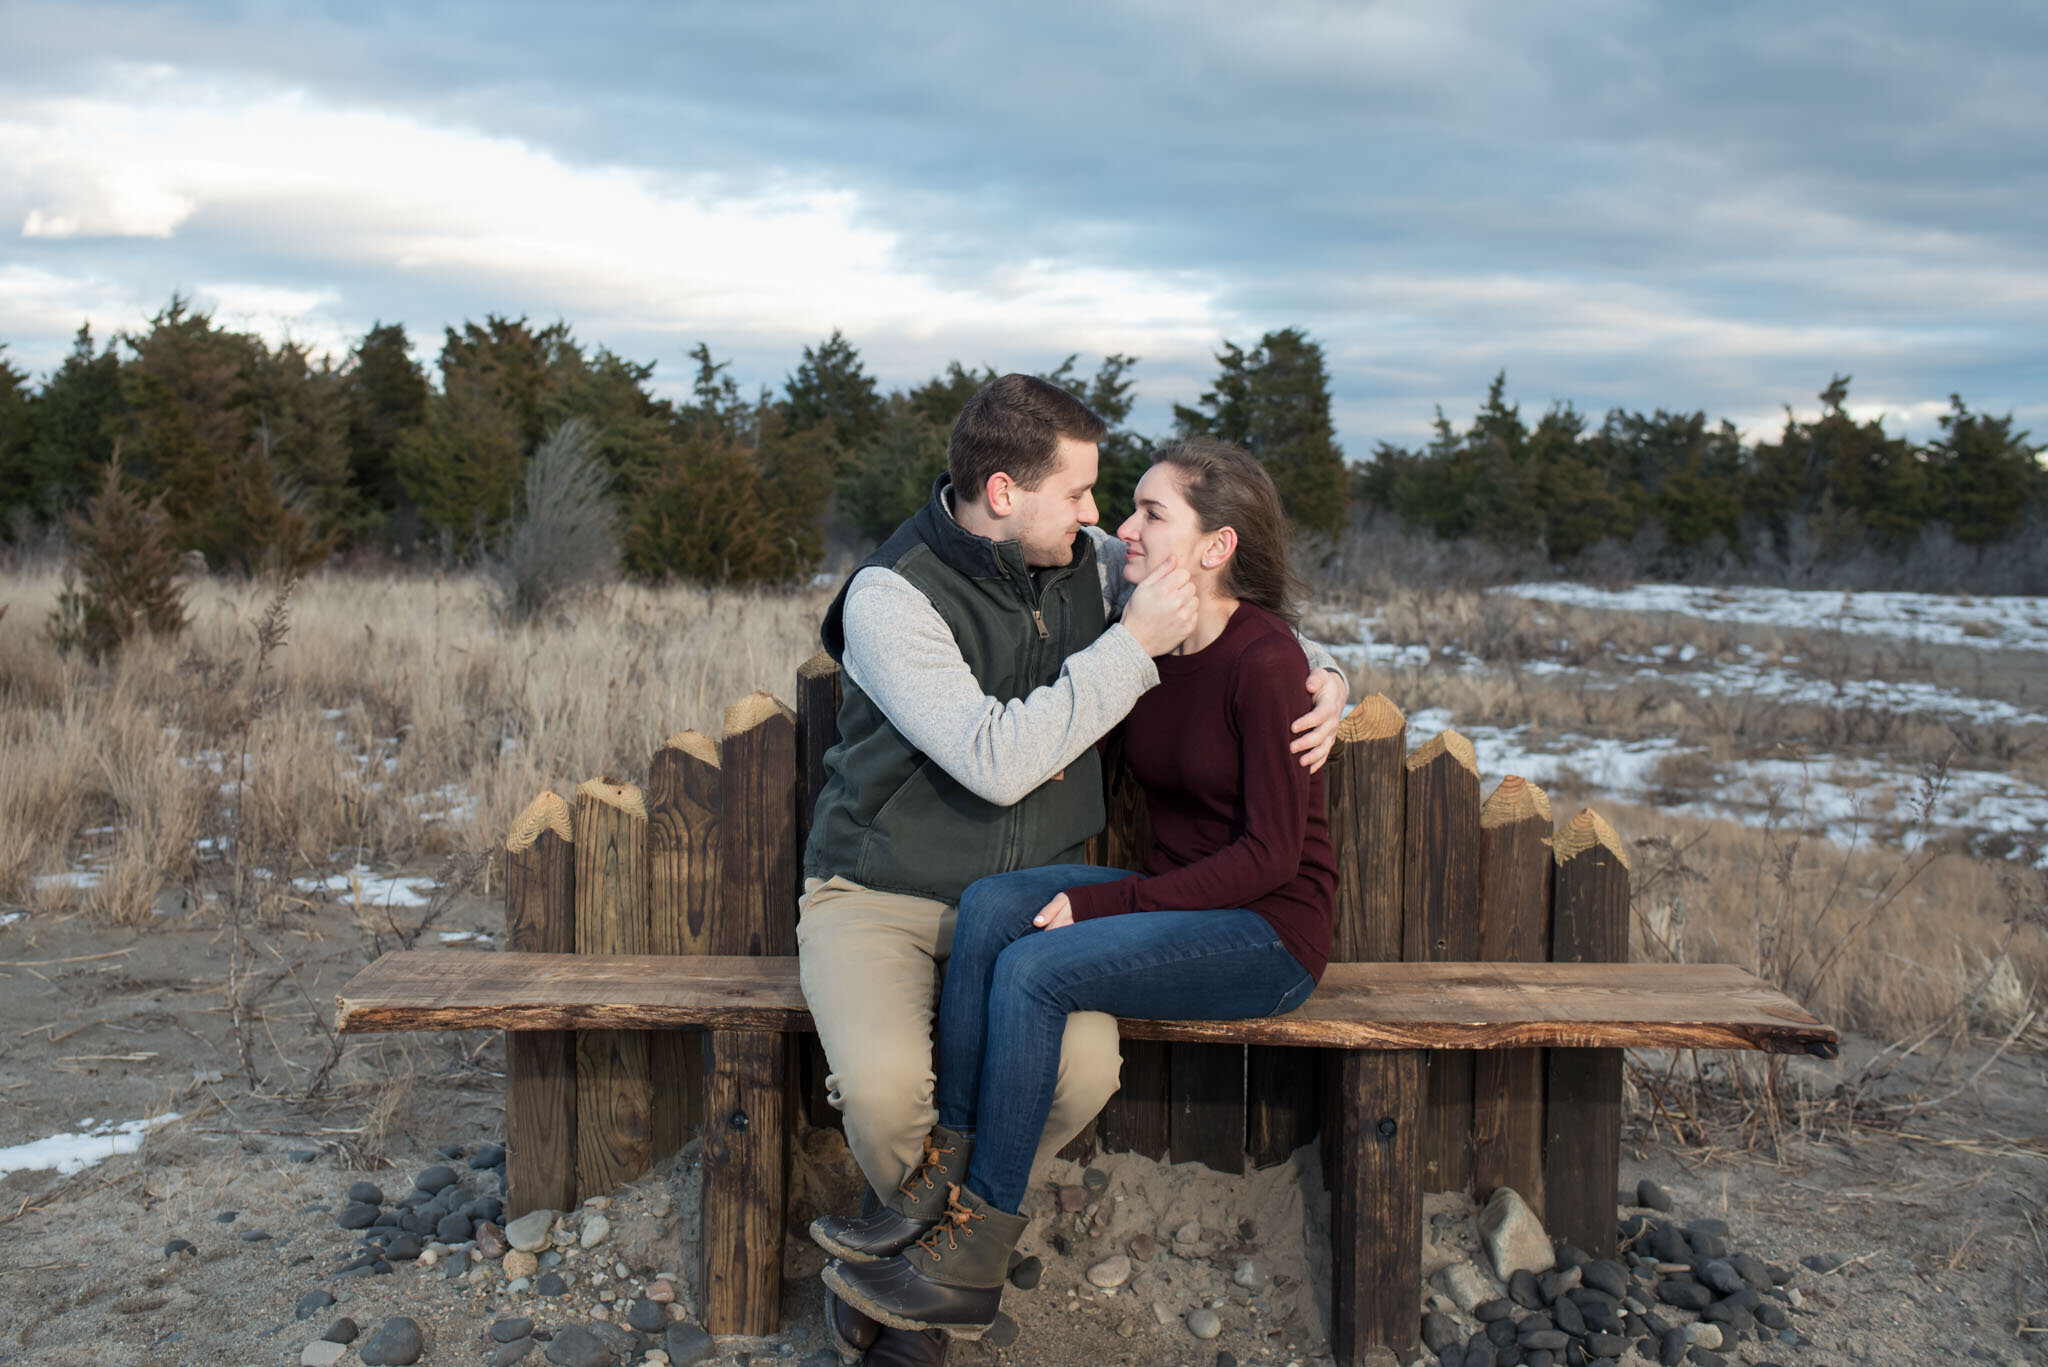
1, 897, 2043, 1367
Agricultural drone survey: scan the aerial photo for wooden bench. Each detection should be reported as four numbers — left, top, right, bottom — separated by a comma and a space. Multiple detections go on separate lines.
336, 952, 1834, 1363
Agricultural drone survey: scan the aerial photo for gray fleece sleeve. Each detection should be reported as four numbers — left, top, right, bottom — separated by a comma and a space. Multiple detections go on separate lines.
839, 567, 1161, 808
1080, 525, 1346, 676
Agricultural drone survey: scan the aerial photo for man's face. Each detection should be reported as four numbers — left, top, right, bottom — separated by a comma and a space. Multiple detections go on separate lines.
1009, 437, 1100, 568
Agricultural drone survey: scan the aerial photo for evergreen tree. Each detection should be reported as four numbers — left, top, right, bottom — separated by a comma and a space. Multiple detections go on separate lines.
47, 461, 190, 661
18, 325, 124, 528
1175, 328, 1347, 536
1929, 396, 2044, 550
245, 339, 361, 541
0, 347, 35, 532
782, 330, 885, 452
834, 393, 951, 540
342, 322, 428, 527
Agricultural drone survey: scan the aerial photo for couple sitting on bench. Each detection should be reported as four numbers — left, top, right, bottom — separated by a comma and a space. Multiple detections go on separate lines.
796, 373, 1349, 1365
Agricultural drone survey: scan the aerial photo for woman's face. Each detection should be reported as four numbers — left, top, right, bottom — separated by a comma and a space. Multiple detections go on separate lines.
1117, 464, 1211, 585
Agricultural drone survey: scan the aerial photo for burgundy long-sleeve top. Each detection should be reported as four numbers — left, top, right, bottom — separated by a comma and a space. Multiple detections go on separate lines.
1062, 602, 1336, 982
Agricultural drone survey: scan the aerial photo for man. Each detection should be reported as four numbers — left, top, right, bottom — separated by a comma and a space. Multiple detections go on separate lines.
800, 374, 1347, 1365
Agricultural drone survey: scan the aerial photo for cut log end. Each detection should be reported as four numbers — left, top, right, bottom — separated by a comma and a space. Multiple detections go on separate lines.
1336, 692, 1405, 743
574, 776, 649, 821
1408, 728, 1478, 777
1555, 808, 1627, 869
506, 790, 573, 852
1482, 775, 1553, 829
723, 689, 796, 737
797, 649, 839, 681
660, 729, 722, 766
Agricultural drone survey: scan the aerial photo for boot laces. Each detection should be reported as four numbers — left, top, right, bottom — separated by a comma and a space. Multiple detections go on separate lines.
896, 1132, 957, 1201
909, 1183, 981, 1261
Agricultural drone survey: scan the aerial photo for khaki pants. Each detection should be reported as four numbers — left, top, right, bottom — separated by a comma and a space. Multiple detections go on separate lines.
797, 875, 1123, 1196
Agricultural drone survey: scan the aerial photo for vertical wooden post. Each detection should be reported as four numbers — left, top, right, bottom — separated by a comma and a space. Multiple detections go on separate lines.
1329, 1048, 1422, 1367
1404, 730, 1481, 1193
504, 791, 576, 1218
1544, 809, 1630, 1257
572, 778, 652, 1198
1094, 748, 1170, 1161
1472, 776, 1553, 1214
1319, 695, 1407, 1179
646, 731, 721, 1160
701, 691, 797, 1337
794, 652, 844, 1132
1170, 1043, 1246, 1174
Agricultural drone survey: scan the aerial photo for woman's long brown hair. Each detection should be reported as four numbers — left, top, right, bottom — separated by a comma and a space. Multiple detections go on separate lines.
1150, 437, 1304, 628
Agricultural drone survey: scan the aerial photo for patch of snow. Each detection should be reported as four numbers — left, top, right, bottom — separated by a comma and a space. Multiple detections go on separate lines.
32, 870, 102, 891
293, 865, 435, 908
1499, 583, 2048, 653
437, 930, 491, 944
0, 911, 23, 927
0, 1113, 182, 1177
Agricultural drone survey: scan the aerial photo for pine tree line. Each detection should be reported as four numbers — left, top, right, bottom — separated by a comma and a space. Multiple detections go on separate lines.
2, 300, 2040, 590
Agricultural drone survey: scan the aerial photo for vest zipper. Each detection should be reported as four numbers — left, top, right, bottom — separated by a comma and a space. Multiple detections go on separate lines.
1031, 607, 1049, 639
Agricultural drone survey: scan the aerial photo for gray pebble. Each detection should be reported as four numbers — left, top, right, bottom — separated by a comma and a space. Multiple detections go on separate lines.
163, 1238, 196, 1258
587, 1321, 638, 1354
289, 1148, 320, 1163
489, 1340, 536, 1367
216, 1210, 238, 1223
665, 1321, 715, 1366
336, 1203, 380, 1230
1580, 1259, 1628, 1299
1636, 1179, 1673, 1211
1187, 1307, 1223, 1340
536, 1271, 569, 1297
1509, 1267, 1544, 1308
322, 1318, 359, 1344
491, 1318, 534, 1342
984, 1312, 1019, 1349
1585, 1331, 1626, 1358
441, 1247, 471, 1279
239, 1228, 273, 1242
628, 1298, 667, 1332
435, 1211, 473, 1243
414, 1164, 459, 1193
1424, 1312, 1462, 1352
1699, 1260, 1745, 1296
1009, 1254, 1043, 1290
384, 1233, 422, 1261
295, 1290, 336, 1320
1475, 1298, 1514, 1322
471, 1142, 507, 1168
358, 1316, 425, 1366
346, 1182, 383, 1205
541, 1325, 610, 1367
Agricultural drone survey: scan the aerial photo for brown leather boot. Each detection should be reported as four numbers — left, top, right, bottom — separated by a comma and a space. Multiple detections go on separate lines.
825, 1289, 881, 1362
860, 1325, 948, 1366
821, 1182, 1027, 1339
810, 1126, 972, 1263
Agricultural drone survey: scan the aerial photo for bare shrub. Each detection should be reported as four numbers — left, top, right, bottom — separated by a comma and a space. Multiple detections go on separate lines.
485, 417, 617, 624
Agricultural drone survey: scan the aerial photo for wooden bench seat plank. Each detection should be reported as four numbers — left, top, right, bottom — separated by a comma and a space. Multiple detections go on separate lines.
336, 953, 1838, 1057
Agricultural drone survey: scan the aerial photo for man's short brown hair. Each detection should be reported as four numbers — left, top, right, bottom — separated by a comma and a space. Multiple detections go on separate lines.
948, 374, 1108, 504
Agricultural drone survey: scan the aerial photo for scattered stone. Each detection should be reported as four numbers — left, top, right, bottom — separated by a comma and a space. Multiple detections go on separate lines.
384, 1233, 422, 1262
1475, 1298, 1514, 1322
1539, 1265, 1583, 1303
1423, 1312, 1462, 1353
322, 1318, 359, 1344
491, 1318, 534, 1343
503, 1249, 539, 1279
578, 1212, 611, 1248
301, 1340, 348, 1367
1009, 1255, 1044, 1290
1508, 1268, 1544, 1310
1552, 1295, 1586, 1336
435, 1211, 473, 1243
474, 1221, 507, 1259
1580, 1259, 1628, 1299
1088, 1255, 1133, 1289
1232, 1258, 1269, 1291
665, 1321, 715, 1366
1082, 1167, 1110, 1191
358, 1316, 425, 1366
539, 1249, 565, 1270
505, 1209, 556, 1252
1636, 1179, 1674, 1212
537, 1271, 569, 1297
1658, 1281, 1712, 1312
628, 1298, 667, 1332
295, 1289, 336, 1320
346, 1182, 384, 1207
414, 1164, 459, 1194
1058, 1185, 1089, 1213
646, 1277, 677, 1303
216, 1210, 237, 1223
1129, 1232, 1157, 1262
588, 1321, 638, 1355
1585, 1331, 1627, 1358
490, 1338, 536, 1367
337, 1203, 380, 1230
471, 1143, 507, 1168
1187, 1308, 1223, 1340
289, 1148, 320, 1163
542, 1325, 611, 1367
1437, 1261, 1493, 1313
1479, 1187, 1555, 1279
1683, 1321, 1723, 1349
239, 1227, 273, 1242
163, 1238, 196, 1258
1174, 1220, 1202, 1245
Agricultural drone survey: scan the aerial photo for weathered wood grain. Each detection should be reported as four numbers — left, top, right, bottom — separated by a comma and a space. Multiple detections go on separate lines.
572, 779, 652, 1196
1330, 694, 1406, 964
1472, 777, 1553, 1214
646, 733, 720, 1159
503, 791, 577, 1217
1544, 809, 1631, 1257
1404, 730, 1481, 1192
1170, 1041, 1246, 1173
337, 952, 1838, 1055
699, 1027, 787, 1336
718, 693, 798, 958
793, 653, 845, 1132
1329, 1048, 1422, 1366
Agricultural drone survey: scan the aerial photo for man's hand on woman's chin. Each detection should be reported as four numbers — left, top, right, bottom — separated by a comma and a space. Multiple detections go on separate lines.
1290, 668, 1349, 773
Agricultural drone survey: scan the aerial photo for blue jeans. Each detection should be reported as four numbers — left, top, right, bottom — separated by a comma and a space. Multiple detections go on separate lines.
935, 864, 1315, 1213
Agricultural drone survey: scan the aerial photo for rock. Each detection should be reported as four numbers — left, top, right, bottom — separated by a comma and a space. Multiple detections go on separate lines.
163, 1237, 196, 1257
296, 1289, 336, 1319
578, 1213, 611, 1248
1755, 1301, 1790, 1330
1083, 1167, 1109, 1191
503, 1250, 539, 1278
1690, 1230, 1732, 1260
471, 1142, 507, 1168
646, 1277, 677, 1303
1174, 1220, 1202, 1245
337, 1203, 380, 1230
1658, 1280, 1712, 1312
358, 1316, 425, 1366
506, 1209, 557, 1252
1476, 1297, 1514, 1322
492, 1317, 534, 1342
1648, 1224, 1690, 1263
1432, 1260, 1491, 1313
414, 1164, 459, 1193
1539, 1265, 1583, 1303
1479, 1188, 1555, 1280
1636, 1179, 1673, 1211
1187, 1308, 1223, 1340
588, 1321, 638, 1355
436, 1212, 474, 1243
1439, 1348, 1467, 1367
1520, 1328, 1568, 1350
537, 1271, 569, 1297
1232, 1258, 1269, 1291
665, 1321, 715, 1366
490, 1341, 537, 1367
542, 1326, 612, 1367
301, 1341, 348, 1367
539, 1249, 565, 1269
1059, 1186, 1089, 1213
1423, 1312, 1462, 1353
1088, 1255, 1132, 1289
322, 1318, 359, 1344
1585, 1331, 1626, 1358
470, 1196, 506, 1224
1129, 1232, 1157, 1262
1682, 1322, 1722, 1349
474, 1221, 508, 1259
346, 1181, 384, 1205
1508, 1268, 1544, 1310
1658, 1326, 1687, 1365
238, 1227, 273, 1242
628, 1298, 666, 1332
1552, 1295, 1585, 1336
1580, 1259, 1628, 1299
1009, 1256, 1043, 1290
985, 1312, 1020, 1349
384, 1233, 422, 1261
1698, 1260, 1744, 1297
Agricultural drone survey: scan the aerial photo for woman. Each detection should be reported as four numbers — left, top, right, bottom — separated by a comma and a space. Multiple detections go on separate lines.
821, 437, 1338, 1338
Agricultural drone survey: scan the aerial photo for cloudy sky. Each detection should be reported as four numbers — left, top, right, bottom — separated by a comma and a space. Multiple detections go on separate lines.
2, 0, 2042, 449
